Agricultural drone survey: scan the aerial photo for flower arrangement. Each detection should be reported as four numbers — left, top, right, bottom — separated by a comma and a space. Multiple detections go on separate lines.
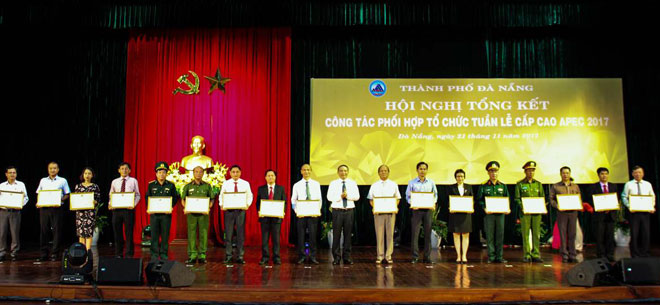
166, 161, 228, 197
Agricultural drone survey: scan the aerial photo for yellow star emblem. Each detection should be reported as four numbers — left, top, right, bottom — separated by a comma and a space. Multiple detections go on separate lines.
204, 68, 231, 94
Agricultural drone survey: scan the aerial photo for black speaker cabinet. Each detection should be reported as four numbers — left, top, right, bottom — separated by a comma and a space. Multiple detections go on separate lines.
566, 258, 611, 287
616, 257, 660, 284
96, 257, 143, 285
145, 260, 196, 287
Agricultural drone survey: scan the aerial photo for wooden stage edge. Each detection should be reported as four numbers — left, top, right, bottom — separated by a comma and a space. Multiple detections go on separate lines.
2, 283, 660, 303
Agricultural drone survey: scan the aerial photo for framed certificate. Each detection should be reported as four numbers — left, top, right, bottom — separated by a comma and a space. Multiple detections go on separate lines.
522, 197, 547, 214
485, 197, 510, 214
70, 192, 95, 211
37, 190, 62, 208
184, 196, 210, 214
0, 190, 25, 209
629, 195, 655, 212
557, 194, 582, 211
109, 192, 136, 209
222, 192, 248, 210
593, 193, 619, 212
410, 192, 435, 209
259, 200, 285, 218
147, 197, 173, 214
296, 200, 321, 217
449, 196, 474, 213
373, 197, 398, 214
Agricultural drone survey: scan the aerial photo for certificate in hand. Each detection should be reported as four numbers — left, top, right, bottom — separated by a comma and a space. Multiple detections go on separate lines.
449, 196, 474, 213
184, 197, 210, 214
485, 197, 510, 214
296, 200, 321, 217
410, 192, 435, 209
222, 192, 248, 210
557, 194, 582, 211
259, 200, 285, 218
522, 197, 547, 214
593, 193, 619, 212
37, 190, 62, 208
0, 190, 25, 209
629, 195, 655, 212
373, 197, 398, 214
70, 192, 95, 211
147, 197, 173, 214
109, 192, 136, 209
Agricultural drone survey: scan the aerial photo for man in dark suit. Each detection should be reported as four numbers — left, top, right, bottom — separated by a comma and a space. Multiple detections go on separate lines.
255, 169, 286, 265
587, 167, 618, 262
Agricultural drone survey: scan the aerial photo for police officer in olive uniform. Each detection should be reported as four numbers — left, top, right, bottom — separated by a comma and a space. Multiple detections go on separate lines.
476, 161, 510, 263
514, 161, 545, 263
182, 166, 214, 264
146, 162, 179, 261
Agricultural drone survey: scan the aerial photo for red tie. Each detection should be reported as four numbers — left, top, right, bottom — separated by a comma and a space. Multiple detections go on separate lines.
268, 186, 273, 200
234, 181, 238, 192
603, 184, 608, 193
121, 178, 126, 192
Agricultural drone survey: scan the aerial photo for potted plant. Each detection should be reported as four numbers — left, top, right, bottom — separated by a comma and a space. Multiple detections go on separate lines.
92, 202, 109, 246
431, 219, 448, 249
614, 205, 630, 247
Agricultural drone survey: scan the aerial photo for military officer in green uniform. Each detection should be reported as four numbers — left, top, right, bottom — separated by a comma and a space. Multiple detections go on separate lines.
476, 161, 510, 263
146, 162, 179, 261
514, 161, 545, 263
182, 166, 214, 264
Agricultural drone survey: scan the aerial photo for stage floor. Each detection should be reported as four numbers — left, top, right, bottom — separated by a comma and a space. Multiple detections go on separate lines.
1, 243, 660, 304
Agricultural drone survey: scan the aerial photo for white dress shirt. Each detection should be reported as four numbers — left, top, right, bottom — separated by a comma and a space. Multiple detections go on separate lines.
36, 176, 71, 196
109, 176, 141, 206
0, 180, 29, 208
327, 178, 360, 209
218, 178, 253, 208
367, 179, 401, 200
291, 178, 322, 210
621, 179, 656, 208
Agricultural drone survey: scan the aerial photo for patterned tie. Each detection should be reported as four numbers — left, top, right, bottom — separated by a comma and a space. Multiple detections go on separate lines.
268, 186, 274, 200
603, 184, 608, 193
305, 181, 311, 200
342, 181, 347, 208
234, 181, 238, 192
120, 178, 126, 192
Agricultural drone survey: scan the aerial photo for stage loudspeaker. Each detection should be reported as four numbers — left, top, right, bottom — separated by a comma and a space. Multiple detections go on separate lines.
566, 258, 610, 287
145, 260, 196, 287
616, 257, 660, 284
97, 257, 143, 285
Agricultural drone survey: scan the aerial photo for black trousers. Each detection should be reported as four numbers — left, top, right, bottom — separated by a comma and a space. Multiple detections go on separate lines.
296, 217, 318, 259
332, 209, 354, 260
630, 212, 650, 257
557, 211, 577, 259
592, 212, 615, 259
224, 210, 246, 259
411, 209, 433, 260
260, 219, 281, 260
112, 209, 135, 257
0, 209, 21, 257
39, 207, 62, 257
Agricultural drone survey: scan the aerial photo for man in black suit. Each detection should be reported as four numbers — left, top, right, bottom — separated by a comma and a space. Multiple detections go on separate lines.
587, 167, 618, 262
255, 169, 287, 265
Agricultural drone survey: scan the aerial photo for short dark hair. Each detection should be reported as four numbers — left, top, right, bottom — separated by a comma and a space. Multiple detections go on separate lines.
377, 164, 389, 172
48, 161, 59, 167
631, 165, 643, 172
79, 167, 95, 182
118, 162, 131, 169
300, 163, 311, 170
5, 166, 16, 173
560, 166, 571, 173
454, 169, 466, 178
265, 169, 277, 176
337, 164, 349, 171
230, 165, 242, 171
416, 162, 428, 170
596, 167, 609, 175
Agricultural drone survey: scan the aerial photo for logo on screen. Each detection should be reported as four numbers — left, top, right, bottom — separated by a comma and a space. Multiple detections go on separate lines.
369, 80, 387, 97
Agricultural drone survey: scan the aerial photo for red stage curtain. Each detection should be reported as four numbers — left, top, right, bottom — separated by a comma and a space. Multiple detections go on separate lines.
124, 28, 291, 246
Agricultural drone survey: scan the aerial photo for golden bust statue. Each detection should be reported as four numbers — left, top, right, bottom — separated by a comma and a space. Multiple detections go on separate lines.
181, 135, 214, 171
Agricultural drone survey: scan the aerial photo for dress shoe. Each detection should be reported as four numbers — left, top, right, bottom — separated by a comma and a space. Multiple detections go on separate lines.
259, 259, 268, 265
236, 258, 245, 264
198, 258, 207, 264
310, 258, 319, 265
224, 257, 233, 264
487, 259, 494, 264
411, 258, 419, 264
274, 258, 282, 265
386, 259, 394, 264
568, 258, 578, 263
296, 257, 306, 264
532, 257, 544, 263
332, 259, 341, 265
36, 256, 48, 262
422, 258, 433, 264
562, 257, 569, 263
376, 259, 382, 264
344, 259, 354, 265
499, 259, 508, 264
50, 254, 58, 262
10, 255, 18, 262
522, 257, 531, 263
0, 256, 4, 262
185, 258, 197, 264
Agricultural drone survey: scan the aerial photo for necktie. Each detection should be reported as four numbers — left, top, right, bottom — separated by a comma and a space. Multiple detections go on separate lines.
234, 181, 238, 192
268, 186, 273, 200
637, 181, 641, 195
120, 178, 126, 192
603, 184, 608, 193
305, 181, 311, 200
342, 181, 347, 208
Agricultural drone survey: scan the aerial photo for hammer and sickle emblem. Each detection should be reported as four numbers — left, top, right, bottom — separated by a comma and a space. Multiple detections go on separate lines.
173, 70, 200, 95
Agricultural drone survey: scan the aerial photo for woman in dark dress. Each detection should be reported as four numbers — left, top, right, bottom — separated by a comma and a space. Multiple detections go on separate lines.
74, 167, 101, 249
448, 169, 473, 263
